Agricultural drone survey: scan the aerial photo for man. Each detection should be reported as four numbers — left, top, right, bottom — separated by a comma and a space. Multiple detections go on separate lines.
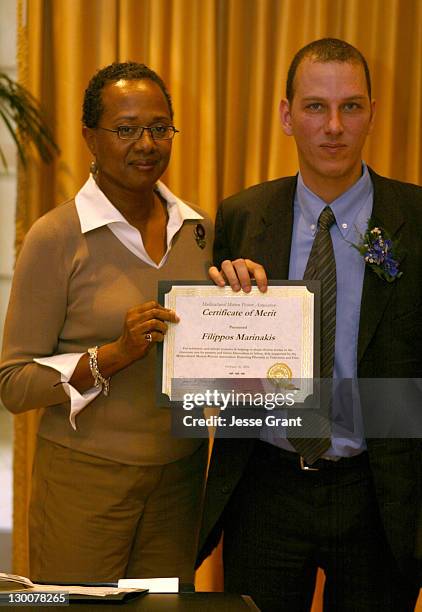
197, 39, 422, 611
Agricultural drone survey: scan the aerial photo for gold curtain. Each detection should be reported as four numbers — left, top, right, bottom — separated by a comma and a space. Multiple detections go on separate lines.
14, 0, 422, 608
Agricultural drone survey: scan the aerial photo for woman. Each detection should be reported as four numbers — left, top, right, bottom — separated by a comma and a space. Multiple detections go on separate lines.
0, 62, 213, 583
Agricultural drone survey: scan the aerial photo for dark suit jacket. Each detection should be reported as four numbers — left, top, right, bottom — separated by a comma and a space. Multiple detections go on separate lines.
197, 168, 422, 585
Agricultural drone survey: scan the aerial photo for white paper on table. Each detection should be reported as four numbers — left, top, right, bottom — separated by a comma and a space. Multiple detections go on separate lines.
118, 577, 179, 593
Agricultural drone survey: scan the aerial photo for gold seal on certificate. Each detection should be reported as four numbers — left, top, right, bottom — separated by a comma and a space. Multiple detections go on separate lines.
157, 281, 320, 404
266, 363, 298, 389
267, 362, 293, 379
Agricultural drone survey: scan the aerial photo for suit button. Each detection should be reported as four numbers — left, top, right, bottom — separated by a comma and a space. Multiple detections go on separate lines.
221, 485, 231, 494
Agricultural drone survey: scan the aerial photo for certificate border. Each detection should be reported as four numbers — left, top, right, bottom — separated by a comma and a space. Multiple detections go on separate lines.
156, 280, 320, 407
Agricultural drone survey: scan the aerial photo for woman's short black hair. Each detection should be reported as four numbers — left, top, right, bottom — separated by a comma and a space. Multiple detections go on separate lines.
82, 62, 173, 128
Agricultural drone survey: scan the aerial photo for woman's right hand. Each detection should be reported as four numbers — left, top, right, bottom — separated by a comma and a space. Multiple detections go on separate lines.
115, 300, 179, 363
69, 301, 179, 393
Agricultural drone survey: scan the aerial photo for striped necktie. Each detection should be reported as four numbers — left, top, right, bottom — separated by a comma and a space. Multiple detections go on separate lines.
288, 206, 336, 464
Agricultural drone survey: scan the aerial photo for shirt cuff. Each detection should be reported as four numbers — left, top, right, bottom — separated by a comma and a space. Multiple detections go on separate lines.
34, 353, 101, 430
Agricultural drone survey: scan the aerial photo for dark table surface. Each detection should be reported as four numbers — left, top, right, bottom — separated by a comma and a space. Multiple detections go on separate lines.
0, 592, 260, 611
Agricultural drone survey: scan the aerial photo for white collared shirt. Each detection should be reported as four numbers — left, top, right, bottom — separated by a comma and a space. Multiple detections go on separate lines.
35, 176, 203, 429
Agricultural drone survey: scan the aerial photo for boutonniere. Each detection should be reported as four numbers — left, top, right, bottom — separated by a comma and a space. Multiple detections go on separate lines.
194, 223, 206, 249
352, 220, 402, 283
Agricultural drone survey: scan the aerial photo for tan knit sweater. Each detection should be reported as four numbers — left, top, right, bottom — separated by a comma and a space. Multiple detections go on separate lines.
0, 199, 213, 465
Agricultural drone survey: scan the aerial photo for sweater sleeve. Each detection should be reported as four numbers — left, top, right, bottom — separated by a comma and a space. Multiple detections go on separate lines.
34, 353, 101, 429
0, 214, 74, 414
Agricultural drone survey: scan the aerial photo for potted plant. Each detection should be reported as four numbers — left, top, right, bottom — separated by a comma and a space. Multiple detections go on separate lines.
0, 72, 59, 168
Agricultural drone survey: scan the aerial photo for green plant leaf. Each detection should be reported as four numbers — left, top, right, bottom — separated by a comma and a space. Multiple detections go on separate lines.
0, 72, 59, 168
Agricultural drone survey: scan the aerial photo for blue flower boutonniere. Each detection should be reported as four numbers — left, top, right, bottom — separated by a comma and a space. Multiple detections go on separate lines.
352, 221, 403, 283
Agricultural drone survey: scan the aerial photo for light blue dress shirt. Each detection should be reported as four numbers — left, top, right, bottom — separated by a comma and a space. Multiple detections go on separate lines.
265, 162, 373, 457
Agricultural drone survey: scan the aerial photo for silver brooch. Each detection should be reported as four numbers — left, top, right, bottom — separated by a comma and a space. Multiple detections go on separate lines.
194, 223, 206, 249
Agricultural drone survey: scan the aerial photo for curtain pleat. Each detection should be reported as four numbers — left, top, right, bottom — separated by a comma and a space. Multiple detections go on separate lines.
13, 1, 422, 608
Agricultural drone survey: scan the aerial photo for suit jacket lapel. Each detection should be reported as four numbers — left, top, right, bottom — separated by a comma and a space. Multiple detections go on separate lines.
250, 177, 297, 279
357, 169, 406, 364
235, 170, 403, 365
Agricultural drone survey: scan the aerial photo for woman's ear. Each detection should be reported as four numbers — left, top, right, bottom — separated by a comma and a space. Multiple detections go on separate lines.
82, 126, 97, 156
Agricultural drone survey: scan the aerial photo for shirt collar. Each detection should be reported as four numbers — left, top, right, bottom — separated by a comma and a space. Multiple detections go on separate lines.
75, 175, 202, 234
296, 162, 373, 238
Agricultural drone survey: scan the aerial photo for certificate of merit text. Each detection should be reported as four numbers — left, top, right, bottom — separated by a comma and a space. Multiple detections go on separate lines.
161, 284, 316, 398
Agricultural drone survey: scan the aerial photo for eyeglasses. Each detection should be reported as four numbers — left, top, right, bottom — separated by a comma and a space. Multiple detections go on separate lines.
98, 125, 179, 141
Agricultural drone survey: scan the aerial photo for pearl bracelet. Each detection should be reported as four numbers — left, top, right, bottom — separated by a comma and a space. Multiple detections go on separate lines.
87, 346, 110, 396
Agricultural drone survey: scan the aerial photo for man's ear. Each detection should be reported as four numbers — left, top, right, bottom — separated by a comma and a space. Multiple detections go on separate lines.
368, 99, 376, 135
82, 126, 97, 156
279, 98, 293, 136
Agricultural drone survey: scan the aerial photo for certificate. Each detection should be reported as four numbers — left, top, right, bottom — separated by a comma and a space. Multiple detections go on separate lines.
157, 281, 319, 404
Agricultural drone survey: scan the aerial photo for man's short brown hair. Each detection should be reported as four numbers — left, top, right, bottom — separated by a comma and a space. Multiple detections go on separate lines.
286, 38, 372, 102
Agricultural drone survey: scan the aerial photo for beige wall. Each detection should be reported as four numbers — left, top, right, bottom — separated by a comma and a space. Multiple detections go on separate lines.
0, 0, 16, 573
